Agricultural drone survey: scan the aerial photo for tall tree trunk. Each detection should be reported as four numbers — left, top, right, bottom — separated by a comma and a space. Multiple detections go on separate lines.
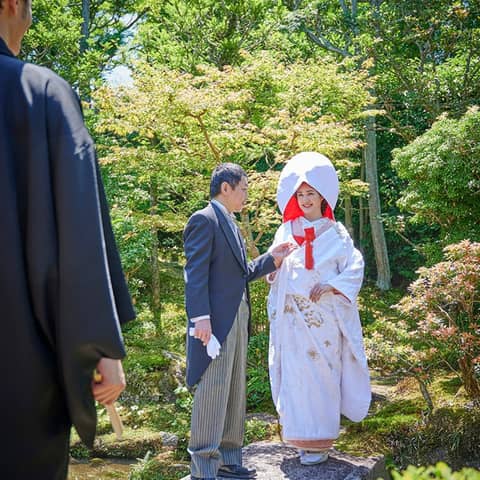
365, 114, 391, 290
150, 182, 161, 330
344, 194, 354, 240
359, 157, 367, 253
290, 0, 391, 288
80, 0, 90, 54
79, 0, 91, 100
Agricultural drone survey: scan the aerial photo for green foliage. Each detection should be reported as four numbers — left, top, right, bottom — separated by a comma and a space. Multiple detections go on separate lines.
249, 280, 270, 333
372, 0, 480, 282
94, 52, 371, 307
360, 287, 437, 409
365, 241, 480, 407
392, 463, 480, 480
22, 0, 81, 81
365, 318, 438, 409
244, 418, 277, 444
69, 441, 91, 459
247, 332, 273, 412
395, 241, 480, 400
358, 285, 405, 326
129, 452, 162, 480
392, 109, 480, 250
388, 409, 480, 470
336, 369, 480, 467
374, 0, 480, 137
247, 281, 274, 412
134, 0, 293, 71
170, 386, 193, 462
336, 396, 423, 462
22, 0, 145, 97
128, 451, 187, 480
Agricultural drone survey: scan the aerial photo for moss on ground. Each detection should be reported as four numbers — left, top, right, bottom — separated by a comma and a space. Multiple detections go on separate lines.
336, 375, 480, 470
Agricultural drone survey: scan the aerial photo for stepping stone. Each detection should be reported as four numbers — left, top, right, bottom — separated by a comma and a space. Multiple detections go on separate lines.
181, 441, 389, 480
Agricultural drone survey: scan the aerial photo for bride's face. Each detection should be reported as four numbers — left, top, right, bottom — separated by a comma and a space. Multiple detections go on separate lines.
296, 182, 323, 220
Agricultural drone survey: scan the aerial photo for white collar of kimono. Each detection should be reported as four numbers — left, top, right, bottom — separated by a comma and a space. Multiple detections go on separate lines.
277, 152, 339, 215
301, 216, 331, 229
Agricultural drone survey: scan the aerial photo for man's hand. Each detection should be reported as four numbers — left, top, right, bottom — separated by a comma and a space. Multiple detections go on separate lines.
92, 358, 126, 406
270, 242, 297, 268
194, 318, 212, 346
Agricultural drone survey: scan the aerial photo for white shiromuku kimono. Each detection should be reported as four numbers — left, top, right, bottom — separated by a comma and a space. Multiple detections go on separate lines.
267, 217, 371, 443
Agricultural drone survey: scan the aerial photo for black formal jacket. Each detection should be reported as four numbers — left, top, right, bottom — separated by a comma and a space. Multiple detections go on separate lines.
0, 37, 135, 476
183, 202, 276, 386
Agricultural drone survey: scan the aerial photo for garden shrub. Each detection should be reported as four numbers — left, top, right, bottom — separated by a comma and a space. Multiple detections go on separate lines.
388, 408, 480, 469
392, 463, 480, 480
395, 241, 480, 400
247, 331, 273, 412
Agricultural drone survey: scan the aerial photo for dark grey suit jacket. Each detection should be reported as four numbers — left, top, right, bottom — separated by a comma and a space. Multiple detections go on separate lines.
184, 202, 276, 386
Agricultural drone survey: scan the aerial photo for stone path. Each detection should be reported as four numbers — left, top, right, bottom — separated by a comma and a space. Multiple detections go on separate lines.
181, 441, 389, 480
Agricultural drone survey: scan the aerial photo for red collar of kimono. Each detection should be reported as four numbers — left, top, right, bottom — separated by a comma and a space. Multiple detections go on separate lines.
284, 195, 334, 270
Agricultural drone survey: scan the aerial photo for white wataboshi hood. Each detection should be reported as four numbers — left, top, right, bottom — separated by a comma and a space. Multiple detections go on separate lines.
276, 152, 339, 222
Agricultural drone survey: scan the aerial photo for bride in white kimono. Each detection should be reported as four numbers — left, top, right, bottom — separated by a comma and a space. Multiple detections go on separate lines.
267, 152, 371, 465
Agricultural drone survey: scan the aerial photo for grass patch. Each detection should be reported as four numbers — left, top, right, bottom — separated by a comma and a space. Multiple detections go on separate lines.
244, 418, 279, 445
336, 398, 423, 464
128, 451, 188, 480
389, 407, 480, 469
336, 375, 480, 470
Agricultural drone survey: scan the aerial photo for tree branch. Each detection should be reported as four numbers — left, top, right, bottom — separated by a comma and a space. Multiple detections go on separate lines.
338, 0, 349, 17
189, 112, 221, 162
302, 26, 350, 57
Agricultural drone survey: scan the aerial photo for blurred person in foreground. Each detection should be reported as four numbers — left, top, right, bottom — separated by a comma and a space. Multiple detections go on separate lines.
0, 0, 135, 478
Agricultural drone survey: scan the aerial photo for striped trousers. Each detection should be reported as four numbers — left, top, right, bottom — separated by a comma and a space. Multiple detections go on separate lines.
188, 297, 249, 478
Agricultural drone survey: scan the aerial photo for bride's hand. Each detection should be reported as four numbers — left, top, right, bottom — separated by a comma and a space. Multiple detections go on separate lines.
309, 283, 334, 302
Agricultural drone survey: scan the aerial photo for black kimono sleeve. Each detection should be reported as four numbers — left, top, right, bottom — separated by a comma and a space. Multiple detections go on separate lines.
45, 75, 135, 446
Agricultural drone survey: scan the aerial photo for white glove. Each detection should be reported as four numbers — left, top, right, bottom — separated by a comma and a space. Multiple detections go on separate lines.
189, 327, 221, 359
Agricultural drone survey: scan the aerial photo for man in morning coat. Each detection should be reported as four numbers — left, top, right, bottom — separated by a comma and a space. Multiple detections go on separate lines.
184, 163, 294, 480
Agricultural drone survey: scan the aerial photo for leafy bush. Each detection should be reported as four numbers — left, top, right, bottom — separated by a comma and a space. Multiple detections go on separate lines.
244, 418, 277, 444
249, 279, 270, 334
365, 319, 438, 410
392, 463, 480, 480
388, 408, 480, 469
247, 332, 273, 412
395, 241, 480, 400
362, 285, 438, 409
392, 107, 480, 251
247, 280, 275, 411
